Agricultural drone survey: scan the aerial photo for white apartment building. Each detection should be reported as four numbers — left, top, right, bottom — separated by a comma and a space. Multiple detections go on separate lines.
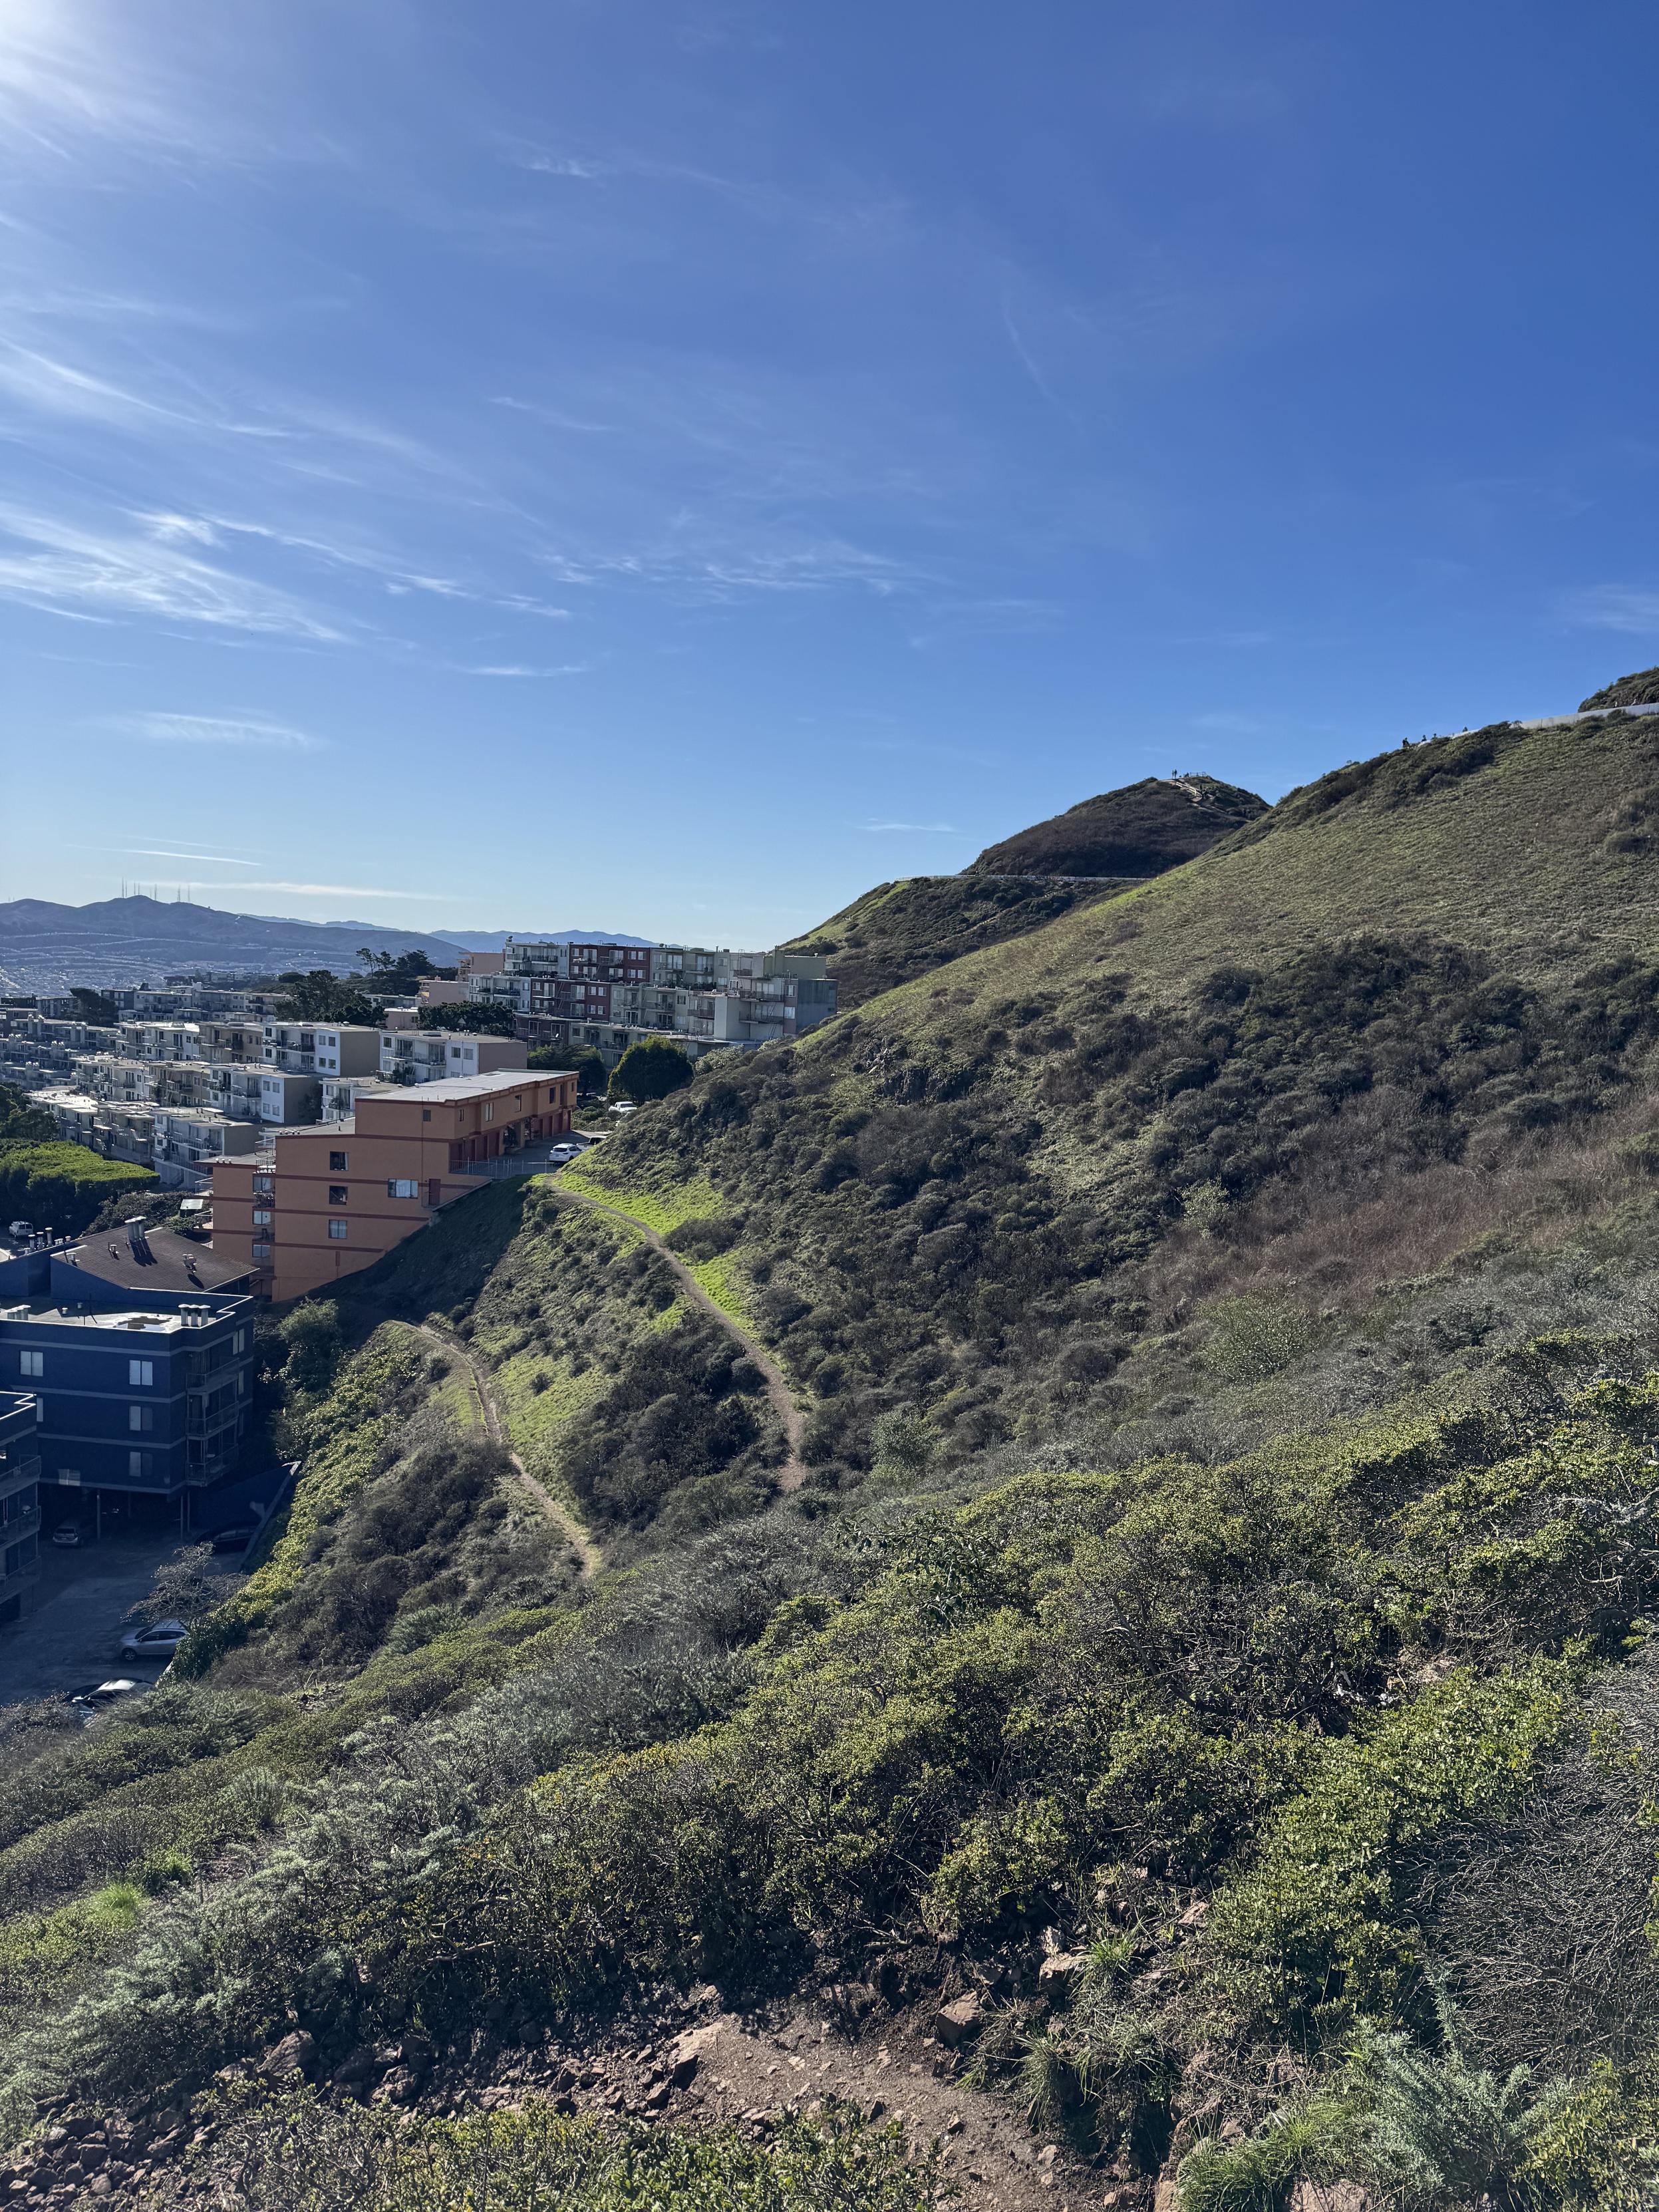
261, 1023, 382, 1078
377, 1030, 527, 1084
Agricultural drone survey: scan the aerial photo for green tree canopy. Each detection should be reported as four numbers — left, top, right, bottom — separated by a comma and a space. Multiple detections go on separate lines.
529, 1044, 607, 1094
69, 987, 118, 1027
274, 971, 380, 1025
0, 1084, 56, 1146
416, 1001, 518, 1036
608, 1036, 694, 1103
0, 1144, 156, 1235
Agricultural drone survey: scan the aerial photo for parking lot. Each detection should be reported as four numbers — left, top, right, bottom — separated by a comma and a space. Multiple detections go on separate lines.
0, 1533, 187, 1705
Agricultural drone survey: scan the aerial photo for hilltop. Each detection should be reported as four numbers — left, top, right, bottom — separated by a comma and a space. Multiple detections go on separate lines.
1582, 663, 1659, 710
786, 772, 1267, 1008
7, 705, 1659, 2206
965, 770, 1267, 877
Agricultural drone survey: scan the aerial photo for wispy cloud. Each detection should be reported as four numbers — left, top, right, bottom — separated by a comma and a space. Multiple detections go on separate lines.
64, 840, 261, 866
459, 662, 587, 677
188, 882, 468, 902
862, 820, 962, 834
126, 845, 260, 865
0, 506, 343, 637
1561, 585, 1659, 636
102, 711, 322, 750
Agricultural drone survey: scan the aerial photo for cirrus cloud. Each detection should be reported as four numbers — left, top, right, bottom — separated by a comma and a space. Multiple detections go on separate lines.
102, 711, 322, 749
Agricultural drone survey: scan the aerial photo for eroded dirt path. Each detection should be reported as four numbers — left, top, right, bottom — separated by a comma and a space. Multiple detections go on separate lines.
411, 1319, 603, 1577
553, 1188, 808, 1491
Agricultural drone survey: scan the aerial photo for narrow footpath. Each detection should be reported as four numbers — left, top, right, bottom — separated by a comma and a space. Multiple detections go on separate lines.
411, 1320, 604, 1578
553, 1187, 808, 1492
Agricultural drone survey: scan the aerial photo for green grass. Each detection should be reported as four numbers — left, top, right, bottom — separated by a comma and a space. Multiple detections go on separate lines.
873, 716, 1659, 1058
555, 1161, 727, 1237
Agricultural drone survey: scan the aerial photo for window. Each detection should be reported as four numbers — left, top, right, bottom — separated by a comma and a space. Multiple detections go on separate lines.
128, 1358, 154, 1387
19, 1350, 41, 1380
128, 1404, 154, 1432
233, 1329, 246, 1354
251, 1241, 273, 1263
328, 1220, 349, 1241
329, 1150, 348, 1172
483, 1103, 494, 1124
253, 1209, 272, 1227
421, 1107, 431, 1121
329, 1185, 348, 1205
128, 1450, 152, 1480
388, 1179, 418, 1199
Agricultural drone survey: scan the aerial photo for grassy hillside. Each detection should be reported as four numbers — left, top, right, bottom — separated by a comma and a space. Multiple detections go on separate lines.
967, 771, 1267, 877
782, 871, 1129, 1008
785, 772, 1266, 1009
8, 709, 1659, 2205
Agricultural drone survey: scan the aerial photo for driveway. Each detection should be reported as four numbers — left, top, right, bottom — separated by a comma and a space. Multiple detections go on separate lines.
0, 1533, 188, 1705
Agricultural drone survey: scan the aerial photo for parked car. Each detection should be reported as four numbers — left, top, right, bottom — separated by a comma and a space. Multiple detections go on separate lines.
119, 1619, 190, 1662
51, 1521, 82, 1547
67, 1679, 139, 1722
209, 1524, 255, 1554
546, 1142, 580, 1164
609, 1102, 638, 1116
7, 1219, 33, 1242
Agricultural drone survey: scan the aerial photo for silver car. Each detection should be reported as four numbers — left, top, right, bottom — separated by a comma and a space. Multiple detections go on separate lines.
119, 1619, 190, 1662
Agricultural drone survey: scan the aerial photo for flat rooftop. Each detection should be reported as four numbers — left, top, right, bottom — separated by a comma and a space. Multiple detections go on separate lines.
66, 1227, 251, 1296
350, 1067, 572, 1104
0, 1299, 237, 1333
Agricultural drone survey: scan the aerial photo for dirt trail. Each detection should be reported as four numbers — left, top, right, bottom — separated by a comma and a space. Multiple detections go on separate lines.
554, 1188, 808, 1492
412, 1320, 603, 1578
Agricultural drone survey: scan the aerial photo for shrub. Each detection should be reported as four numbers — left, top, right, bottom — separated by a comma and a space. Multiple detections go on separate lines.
609, 1037, 695, 1103
0, 1144, 154, 1235
213, 2092, 938, 2212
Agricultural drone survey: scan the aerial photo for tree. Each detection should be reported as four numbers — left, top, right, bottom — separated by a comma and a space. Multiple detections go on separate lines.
529, 1044, 607, 1094
128, 1543, 238, 1628
609, 1037, 694, 1104
0, 1144, 155, 1234
274, 971, 380, 1025
416, 1001, 518, 1036
0, 1084, 55, 1146
69, 987, 118, 1028
357, 949, 453, 983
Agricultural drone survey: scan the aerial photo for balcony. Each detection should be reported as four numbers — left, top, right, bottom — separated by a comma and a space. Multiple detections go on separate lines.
188, 1394, 241, 1438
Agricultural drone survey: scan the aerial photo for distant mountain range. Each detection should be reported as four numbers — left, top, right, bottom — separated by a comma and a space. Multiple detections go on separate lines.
0, 898, 651, 995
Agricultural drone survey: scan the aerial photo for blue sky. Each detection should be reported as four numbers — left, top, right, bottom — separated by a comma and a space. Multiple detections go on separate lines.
3, 0, 1658, 945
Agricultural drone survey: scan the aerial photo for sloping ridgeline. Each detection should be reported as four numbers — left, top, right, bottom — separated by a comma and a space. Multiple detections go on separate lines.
782, 772, 1267, 1010
8, 712, 1659, 2205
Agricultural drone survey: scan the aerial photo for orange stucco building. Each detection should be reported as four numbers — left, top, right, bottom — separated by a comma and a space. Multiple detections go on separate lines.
211, 1068, 576, 1303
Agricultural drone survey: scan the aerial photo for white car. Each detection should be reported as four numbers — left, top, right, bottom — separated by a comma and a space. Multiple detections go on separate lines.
120, 1619, 190, 1662
545, 1142, 580, 1164
609, 1101, 638, 1116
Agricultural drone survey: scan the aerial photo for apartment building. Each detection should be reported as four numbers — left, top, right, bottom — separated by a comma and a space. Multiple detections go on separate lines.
0, 1392, 41, 1625
496, 942, 837, 1066
261, 1023, 382, 1078
378, 1030, 526, 1083
150, 1106, 263, 1191
119, 1019, 202, 1063
35, 1089, 154, 1170
0, 1242, 255, 1523
213, 1066, 578, 1302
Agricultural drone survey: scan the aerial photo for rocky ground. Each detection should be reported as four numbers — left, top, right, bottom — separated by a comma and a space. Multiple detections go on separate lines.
0, 1982, 1130, 2212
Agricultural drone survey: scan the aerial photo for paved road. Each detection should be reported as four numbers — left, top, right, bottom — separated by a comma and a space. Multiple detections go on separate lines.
552, 1189, 807, 1491
0, 1533, 184, 1705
